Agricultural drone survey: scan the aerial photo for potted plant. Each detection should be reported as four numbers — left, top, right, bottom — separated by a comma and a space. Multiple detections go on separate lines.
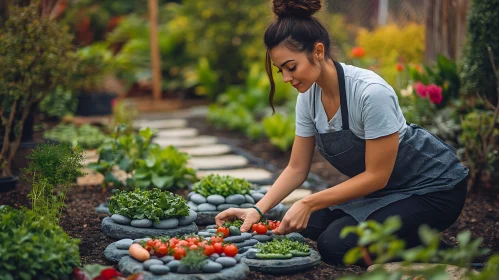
0, 3, 76, 192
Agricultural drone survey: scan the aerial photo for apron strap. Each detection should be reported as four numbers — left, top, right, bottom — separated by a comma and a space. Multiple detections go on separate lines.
333, 61, 349, 130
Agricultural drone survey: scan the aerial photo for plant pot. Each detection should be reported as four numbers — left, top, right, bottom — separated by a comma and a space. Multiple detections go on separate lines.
75, 91, 117, 116
0, 176, 18, 193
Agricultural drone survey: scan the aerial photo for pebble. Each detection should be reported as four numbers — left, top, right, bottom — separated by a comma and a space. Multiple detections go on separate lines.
187, 201, 198, 211
258, 187, 268, 194
207, 228, 218, 233
216, 257, 237, 267
226, 194, 245, 205
160, 255, 174, 264
143, 259, 164, 270
239, 203, 254, 208
253, 234, 272, 242
209, 253, 220, 261
111, 214, 131, 225
178, 209, 198, 226
234, 254, 243, 263
177, 264, 201, 274
223, 235, 248, 243
238, 246, 253, 254
166, 260, 181, 272
187, 191, 197, 199
133, 237, 151, 243
244, 194, 255, 204
216, 204, 239, 211
206, 225, 217, 229
202, 260, 223, 273
116, 239, 133, 250
245, 249, 259, 259
130, 219, 153, 228
149, 264, 170, 275
198, 231, 212, 237
190, 194, 207, 204
235, 239, 258, 248
251, 192, 264, 202
197, 203, 217, 211
207, 195, 225, 205
153, 218, 179, 229
241, 232, 253, 239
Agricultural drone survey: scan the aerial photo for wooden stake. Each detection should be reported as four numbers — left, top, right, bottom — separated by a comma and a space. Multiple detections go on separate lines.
148, 0, 162, 101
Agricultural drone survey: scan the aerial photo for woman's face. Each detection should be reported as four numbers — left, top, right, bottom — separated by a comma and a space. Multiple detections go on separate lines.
269, 44, 321, 93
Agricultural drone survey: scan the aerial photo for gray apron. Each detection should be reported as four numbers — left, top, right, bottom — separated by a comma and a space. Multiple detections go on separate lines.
314, 61, 469, 222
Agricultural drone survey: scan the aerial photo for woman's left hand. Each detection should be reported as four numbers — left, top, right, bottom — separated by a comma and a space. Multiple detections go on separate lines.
273, 199, 313, 235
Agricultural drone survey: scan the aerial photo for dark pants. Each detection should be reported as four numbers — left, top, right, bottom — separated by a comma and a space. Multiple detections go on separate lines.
300, 178, 468, 266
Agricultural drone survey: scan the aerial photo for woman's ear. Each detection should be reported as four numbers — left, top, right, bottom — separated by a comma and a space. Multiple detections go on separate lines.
314, 43, 325, 61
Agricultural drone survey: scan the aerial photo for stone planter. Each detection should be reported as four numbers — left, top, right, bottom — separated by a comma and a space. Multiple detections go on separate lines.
242, 249, 321, 274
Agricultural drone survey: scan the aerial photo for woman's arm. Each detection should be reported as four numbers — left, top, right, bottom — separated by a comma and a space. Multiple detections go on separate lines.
273, 131, 399, 234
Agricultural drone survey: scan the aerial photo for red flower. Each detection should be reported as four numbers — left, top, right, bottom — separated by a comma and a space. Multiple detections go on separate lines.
427, 84, 443, 104
351, 47, 365, 58
414, 82, 427, 98
97, 268, 121, 280
396, 63, 404, 72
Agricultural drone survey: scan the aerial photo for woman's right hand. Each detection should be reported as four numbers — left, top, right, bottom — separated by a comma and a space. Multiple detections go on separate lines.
215, 207, 261, 232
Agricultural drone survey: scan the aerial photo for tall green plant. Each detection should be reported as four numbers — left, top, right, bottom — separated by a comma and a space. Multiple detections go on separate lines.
23, 143, 85, 223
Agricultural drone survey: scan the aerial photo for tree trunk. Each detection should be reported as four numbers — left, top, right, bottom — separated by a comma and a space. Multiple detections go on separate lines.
148, 0, 162, 101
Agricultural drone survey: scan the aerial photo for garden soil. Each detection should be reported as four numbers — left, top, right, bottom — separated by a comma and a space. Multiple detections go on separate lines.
1, 117, 498, 279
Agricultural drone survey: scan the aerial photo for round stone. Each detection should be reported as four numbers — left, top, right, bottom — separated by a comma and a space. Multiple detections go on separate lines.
116, 239, 134, 250
209, 253, 220, 261
223, 235, 248, 243
149, 264, 170, 275
198, 231, 212, 237
242, 249, 321, 274
286, 232, 306, 244
130, 219, 153, 228
235, 239, 258, 248
177, 264, 201, 274
190, 194, 207, 204
206, 225, 217, 229
244, 195, 255, 204
197, 203, 217, 211
244, 249, 259, 259
234, 254, 243, 263
178, 209, 198, 226
166, 260, 181, 272
216, 204, 239, 211
111, 214, 131, 225
104, 242, 129, 263
239, 203, 254, 208
258, 187, 268, 194
240, 232, 253, 239
153, 218, 179, 229
251, 192, 264, 202
187, 192, 197, 199
253, 234, 272, 242
160, 255, 174, 264
225, 194, 245, 205
96, 204, 111, 215
216, 257, 237, 267
202, 260, 223, 273
187, 201, 198, 211
101, 217, 198, 239
206, 195, 225, 205
207, 229, 218, 233
144, 259, 163, 270
238, 246, 253, 254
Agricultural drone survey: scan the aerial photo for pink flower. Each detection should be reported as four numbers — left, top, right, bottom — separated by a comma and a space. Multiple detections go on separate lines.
426, 84, 443, 104
414, 82, 427, 98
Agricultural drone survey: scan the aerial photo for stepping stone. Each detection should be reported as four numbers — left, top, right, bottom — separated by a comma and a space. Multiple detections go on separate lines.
188, 155, 248, 170
179, 144, 231, 157
78, 167, 129, 187
153, 135, 218, 148
156, 128, 198, 138
368, 263, 478, 279
260, 186, 312, 205
197, 168, 274, 185
101, 217, 198, 240
118, 256, 250, 279
242, 249, 321, 274
133, 119, 187, 130
83, 149, 98, 159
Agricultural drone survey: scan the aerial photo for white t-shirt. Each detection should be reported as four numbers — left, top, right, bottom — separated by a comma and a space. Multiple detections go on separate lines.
295, 63, 407, 141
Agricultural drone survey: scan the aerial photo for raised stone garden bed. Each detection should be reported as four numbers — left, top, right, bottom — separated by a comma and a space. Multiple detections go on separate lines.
242, 249, 321, 274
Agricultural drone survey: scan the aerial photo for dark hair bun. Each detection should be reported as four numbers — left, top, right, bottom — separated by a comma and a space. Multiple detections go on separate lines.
272, 0, 321, 18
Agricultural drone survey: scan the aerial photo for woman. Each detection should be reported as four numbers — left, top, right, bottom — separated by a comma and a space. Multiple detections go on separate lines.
215, 0, 469, 265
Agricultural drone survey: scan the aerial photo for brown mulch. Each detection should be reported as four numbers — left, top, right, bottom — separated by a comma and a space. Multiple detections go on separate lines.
0, 115, 497, 280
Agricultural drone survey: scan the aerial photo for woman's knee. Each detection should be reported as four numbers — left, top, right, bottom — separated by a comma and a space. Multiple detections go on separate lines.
316, 226, 359, 265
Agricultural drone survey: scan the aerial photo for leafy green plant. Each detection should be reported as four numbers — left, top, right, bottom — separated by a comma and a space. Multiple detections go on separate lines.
39, 86, 78, 119
192, 174, 252, 197
262, 113, 296, 152
108, 188, 189, 222
109, 99, 138, 135
256, 237, 310, 255
222, 218, 244, 229
0, 206, 81, 279
180, 249, 208, 271
132, 145, 196, 190
23, 143, 85, 224
207, 103, 255, 133
44, 123, 110, 149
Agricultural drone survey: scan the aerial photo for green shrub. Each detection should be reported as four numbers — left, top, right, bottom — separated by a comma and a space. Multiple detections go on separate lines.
192, 174, 252, 197
109, 189, 189, 222
44, 123, 110, 149
262, 113, 296, 152
39, 87, 78, 119
0, 206, 81, 279
461, 0, 499, 104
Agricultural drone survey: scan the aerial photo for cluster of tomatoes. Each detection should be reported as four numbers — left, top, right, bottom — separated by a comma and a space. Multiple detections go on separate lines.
251, 220, 281, 234
143, 235, 238, 260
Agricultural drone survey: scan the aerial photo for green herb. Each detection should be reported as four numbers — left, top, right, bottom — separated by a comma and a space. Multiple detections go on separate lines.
179, 249, 207, 271
108, 188, 190, 222
256, 237, 310, 255
192, 174, 252, 197
222, 218, 244, 228
44, 123, 110, 149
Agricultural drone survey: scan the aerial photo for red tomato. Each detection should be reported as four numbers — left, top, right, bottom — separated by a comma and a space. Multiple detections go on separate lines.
213, 242, 224, 254
189, 244, 198, 250
255, 224, 268, 234
203, 244, 215, 256
216, 227, 230, 237
199, 240, 207, 247
173, 247, 186, 260
251, 224, 258, 233
178, 240, 189, 247
210, 236, 223, 244
146, 239, 154, 247
223, 244, 238, 257
155, 245, 168, 257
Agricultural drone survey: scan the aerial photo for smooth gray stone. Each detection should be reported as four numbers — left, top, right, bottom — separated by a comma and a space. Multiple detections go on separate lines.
153, 218, 179, 229
206, 195, 225, 205
116, 239, 134, 249
244, 195, 255, 204
111, 214, 131, 225
104, 242, 130, 263
202, 260, 223, 273
209, 253, 220, 261
131, 219, 153, 228
239, 203, 254, 209
234, 254, 243, 263
207, 229, 218, 233
286, 232, 306, 243
195, 211, 220, 225
235, 239, 258, 248
258, 187, 268, 194
225, 194, 245, 205
220, 253, 226, 257
240, 232, 253, 239
198, 231, 212, 237
238, 246, 253, 254
242, 249, 321, 274
216, 257, 237, 267
166, 260, 181, 272
177, 264, 201, 274
187, 201, 198, 211
178, 209, 198, 226
190, 194, 207, 204
97, 204, 111, 215
253, 234, 272, 242
102, 217, 198, 239
133, 237, 151, 243
149, 264, 170, 275
223, 235, 248, 243
251, 192, 264, 202
119, 256, 250, 279
187, 192, 196, 199
160, 256, 174, 264
206, 225, 217, 229
216, 204, 239, 211
244, 249, 258, 259
197, 203, 217, 212
144, 259, 164, 270
150, 256, 159, 260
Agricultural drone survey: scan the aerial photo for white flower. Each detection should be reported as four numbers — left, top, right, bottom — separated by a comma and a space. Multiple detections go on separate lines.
400, 84, 413, 97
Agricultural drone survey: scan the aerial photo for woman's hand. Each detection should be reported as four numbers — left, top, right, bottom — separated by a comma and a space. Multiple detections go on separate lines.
215, 207, 261, 232
273, 200, 312, 235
